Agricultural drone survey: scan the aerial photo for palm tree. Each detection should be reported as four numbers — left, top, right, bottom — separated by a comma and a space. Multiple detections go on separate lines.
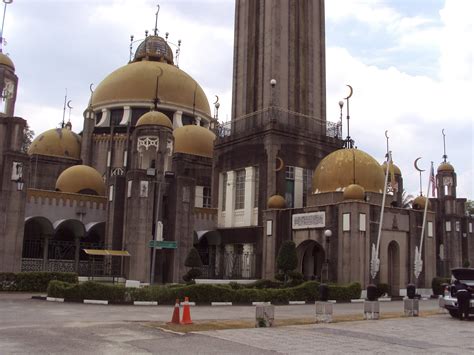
401, 190, 414, 209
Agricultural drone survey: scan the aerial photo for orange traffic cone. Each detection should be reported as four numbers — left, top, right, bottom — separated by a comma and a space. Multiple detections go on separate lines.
168, 299, 180, 324
180, 296, 193, 325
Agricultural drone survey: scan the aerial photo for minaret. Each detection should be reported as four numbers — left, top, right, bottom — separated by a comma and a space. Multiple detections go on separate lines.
231, 0, 326, 125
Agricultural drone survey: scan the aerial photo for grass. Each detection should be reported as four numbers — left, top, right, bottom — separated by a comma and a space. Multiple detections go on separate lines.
145, 309, 442, 334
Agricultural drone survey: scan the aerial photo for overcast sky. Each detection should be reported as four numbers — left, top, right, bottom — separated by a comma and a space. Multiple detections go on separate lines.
4, 0, 473, 199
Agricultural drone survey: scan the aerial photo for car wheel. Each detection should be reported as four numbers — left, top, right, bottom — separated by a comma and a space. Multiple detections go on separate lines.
448, 309, 459, 318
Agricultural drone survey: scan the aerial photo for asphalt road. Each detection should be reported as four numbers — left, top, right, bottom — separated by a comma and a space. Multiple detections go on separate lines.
0, 293, 471, 354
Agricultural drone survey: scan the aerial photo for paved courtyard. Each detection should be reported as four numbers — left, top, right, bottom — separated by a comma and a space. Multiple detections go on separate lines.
0, 293, 471, 354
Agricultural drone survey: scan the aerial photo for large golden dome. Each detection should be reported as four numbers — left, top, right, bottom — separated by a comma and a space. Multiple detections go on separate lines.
91, 61, 210, 116
0, 53, 14, 71
313, 149, 385, 194
173, 125, 215, 158
133, 35, 174, 64
267, 195, 286, 209
55, 165, 105, 196
136, 111, 172, 129
28, 128, 81, 160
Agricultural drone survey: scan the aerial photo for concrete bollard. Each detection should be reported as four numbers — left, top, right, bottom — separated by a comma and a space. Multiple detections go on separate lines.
255, 304, 274, 328
404, 298, 419, 316
364, 300, 380, 320
438, 295, 447, 313
315, 301, 333, 323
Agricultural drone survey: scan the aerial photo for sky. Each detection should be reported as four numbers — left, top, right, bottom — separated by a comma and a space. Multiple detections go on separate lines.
3, 0, 473, 199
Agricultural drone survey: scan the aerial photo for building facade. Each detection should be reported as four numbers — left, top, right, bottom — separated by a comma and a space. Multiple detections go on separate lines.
0, 0, 472, 293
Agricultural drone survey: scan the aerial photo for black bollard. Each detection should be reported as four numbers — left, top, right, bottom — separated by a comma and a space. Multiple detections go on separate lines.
407, 284, 416, 299
320, 283, 329, 302
366, 284, 378, 301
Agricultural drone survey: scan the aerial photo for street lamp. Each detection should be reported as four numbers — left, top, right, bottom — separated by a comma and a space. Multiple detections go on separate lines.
323, 229, 332, 281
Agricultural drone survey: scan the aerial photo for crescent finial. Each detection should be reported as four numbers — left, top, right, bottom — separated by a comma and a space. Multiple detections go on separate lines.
385, 130, 389, 139
414, 157, 425, 172
442, 128, 445, 137
213, 95, 219, 105
345, 84, 353, 99
89, 83, 94, 93
67, 100, 73, 109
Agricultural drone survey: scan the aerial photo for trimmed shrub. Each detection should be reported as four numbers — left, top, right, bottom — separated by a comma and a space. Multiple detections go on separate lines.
0, 272, 78, 292
249, 279, 283, 289
329, 282, 361, 302
183, 269, 202, 283
376, 283, 390, 298
432, 277, 450, 295
291, 281, 320, 301
276, 241, 298, 283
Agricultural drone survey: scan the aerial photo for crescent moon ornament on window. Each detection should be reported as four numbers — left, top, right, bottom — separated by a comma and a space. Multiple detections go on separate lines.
414, 157, 425, 172
275, 157, 284, 172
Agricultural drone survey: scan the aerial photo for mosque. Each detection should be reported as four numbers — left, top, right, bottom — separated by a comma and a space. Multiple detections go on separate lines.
0, 0, 472, 294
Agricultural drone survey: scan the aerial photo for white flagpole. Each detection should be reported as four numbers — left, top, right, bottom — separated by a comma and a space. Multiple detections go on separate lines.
414, 161, 433, 280
371, 150, 391, 280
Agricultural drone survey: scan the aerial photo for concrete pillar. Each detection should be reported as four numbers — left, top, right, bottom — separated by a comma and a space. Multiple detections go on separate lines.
224, 171, 236, 227
242, 243, 254, 278
224, 244, 235, 278
195, 186, 204, 208
195, 116, 201, 126
173, 111, 183, 128
294, 167, 303, 208
243, 166, 255, 226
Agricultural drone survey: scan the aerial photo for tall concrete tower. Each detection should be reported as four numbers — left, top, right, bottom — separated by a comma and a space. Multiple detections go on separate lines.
231, 0, 326, 122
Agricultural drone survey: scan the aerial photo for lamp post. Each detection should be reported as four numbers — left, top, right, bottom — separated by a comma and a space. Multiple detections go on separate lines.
323, 229, 332, 281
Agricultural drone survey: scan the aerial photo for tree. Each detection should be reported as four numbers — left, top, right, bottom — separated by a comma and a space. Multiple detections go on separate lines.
401, 190, 414, 209
183, 247, 203, 282
21, 122, 34, 153
276, 240, 298, 283
466, 200, 474, 216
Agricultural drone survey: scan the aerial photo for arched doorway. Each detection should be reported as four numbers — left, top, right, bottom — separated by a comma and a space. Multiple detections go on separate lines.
296, 240, 325, 281
387, 241, 400, 296
22, 216, 54, 271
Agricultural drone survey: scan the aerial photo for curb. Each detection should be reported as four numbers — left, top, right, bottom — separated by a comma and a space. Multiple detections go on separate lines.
252, 301, 271, 306
46, 297, 64, 302
133, 301, 158, 306
289, 301, 305, 305
84, 299, 108, 305
211, 302, 233, 306
179, 301, 196, 306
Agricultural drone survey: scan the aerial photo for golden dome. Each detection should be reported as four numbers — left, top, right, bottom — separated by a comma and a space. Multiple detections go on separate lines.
412, 195, 430, 210
382, 161, 402, 176
91, 61, 211, 116
55, 165, 106, 196
313, 149, 385, 194
0, 53, 14, 70
136, 111, 173, 129
267, 195, 286, 209
343, 184, 366, 201
173, 125, 215, 158
28, 128, 81, 159
133, 35, 174, 64
438, 162, 454, 173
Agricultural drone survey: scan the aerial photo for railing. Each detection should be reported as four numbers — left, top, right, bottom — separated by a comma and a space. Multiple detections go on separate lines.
215, 107, 342, 139
198, 251, 256, 279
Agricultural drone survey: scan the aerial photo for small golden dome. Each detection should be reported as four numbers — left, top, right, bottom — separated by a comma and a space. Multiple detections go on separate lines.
56, 165, 105, 196
382, 161, 402, 176
343, 184, 366, 201
28, 128, 81, 159
173, 125, 215, 158
267, 195, 286, 209
313, 149, 385, 194
0, 52, 14, 71
136, 111, 172, 129
412, 195, 430, 210
437, 162, 454, 173
92, 61, 210, 116
133, 35, 174, 64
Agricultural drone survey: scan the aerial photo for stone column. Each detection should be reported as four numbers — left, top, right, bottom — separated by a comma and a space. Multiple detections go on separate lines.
42, 234, 50, 271
294, 167, 303, 208
224, 171, 236, 227
243, 167, 255, 226
195, 116, 201, 126
74, 236, 81, 273
224, 244, 235, 278
242, 243, 254, 278
173, 111, 183, 128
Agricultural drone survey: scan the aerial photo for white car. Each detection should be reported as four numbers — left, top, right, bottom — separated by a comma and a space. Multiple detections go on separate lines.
443, 268, 474, 318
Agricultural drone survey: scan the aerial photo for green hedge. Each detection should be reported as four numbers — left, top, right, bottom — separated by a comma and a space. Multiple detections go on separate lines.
0, 272, 78, 292
432, 277, 450, 296
47, 280, 362, 304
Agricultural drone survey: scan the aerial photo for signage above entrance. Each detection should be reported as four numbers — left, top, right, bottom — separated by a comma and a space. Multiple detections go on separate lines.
292, 212, 325, 230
